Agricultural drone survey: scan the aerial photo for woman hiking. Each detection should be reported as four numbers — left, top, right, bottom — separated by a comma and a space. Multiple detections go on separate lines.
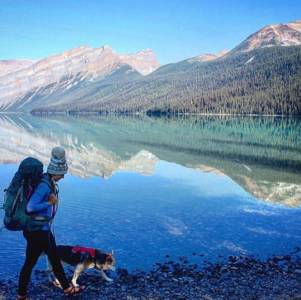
17, 147, 84, 299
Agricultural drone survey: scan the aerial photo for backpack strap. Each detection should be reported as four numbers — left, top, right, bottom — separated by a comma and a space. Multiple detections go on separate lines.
40, 177, 53, 192
40, 177, 59, 196
10, 183, 24, 217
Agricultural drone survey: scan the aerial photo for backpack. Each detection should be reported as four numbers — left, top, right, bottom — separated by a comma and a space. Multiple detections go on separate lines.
2, 157, 53, 231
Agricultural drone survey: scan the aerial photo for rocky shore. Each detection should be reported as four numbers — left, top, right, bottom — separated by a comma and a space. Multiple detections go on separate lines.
1, 250, 301, 299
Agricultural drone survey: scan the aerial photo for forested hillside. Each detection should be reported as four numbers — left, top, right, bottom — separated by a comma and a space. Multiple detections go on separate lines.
32, 46, 301, 115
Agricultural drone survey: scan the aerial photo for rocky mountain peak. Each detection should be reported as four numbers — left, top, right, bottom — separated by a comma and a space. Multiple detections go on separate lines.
188, 49, 229, 63
232, 20, 301, 53
119, 48, 160, 75
0, 45, 160, 110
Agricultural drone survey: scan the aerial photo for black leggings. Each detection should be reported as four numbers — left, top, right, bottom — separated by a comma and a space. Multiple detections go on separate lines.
18, 230, 69, 295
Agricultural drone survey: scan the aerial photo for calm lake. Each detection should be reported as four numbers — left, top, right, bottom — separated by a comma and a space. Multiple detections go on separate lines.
0, 115, 300, 279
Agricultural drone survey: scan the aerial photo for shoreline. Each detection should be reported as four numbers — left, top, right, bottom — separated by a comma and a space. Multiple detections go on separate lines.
31, 111, 301, 117
1, 111, 301, 118
1, 250, 301, 299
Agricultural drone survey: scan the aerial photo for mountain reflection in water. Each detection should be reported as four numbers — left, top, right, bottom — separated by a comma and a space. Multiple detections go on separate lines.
0, 114, 300, 206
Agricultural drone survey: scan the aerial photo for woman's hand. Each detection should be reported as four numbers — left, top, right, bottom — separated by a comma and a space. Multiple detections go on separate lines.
48, 193, 58, 205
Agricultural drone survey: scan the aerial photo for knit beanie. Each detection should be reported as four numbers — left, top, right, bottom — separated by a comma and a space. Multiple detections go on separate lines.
47, 146, 68, 175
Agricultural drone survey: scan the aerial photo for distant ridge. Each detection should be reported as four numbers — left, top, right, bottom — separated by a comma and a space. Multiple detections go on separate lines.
187, 50, 229, 63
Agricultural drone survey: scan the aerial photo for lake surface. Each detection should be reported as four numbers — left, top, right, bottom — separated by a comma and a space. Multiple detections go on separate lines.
0, 115, 300, 279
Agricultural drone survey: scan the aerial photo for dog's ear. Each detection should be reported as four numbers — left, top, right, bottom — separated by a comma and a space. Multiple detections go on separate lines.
106, 253, 114, 263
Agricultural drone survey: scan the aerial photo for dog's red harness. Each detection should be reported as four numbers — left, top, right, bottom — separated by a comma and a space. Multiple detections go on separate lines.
72, 246, 96, 258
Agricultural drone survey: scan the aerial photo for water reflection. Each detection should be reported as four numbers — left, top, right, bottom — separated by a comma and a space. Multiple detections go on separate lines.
0, 115, 301, 276
0, 114, 300, 206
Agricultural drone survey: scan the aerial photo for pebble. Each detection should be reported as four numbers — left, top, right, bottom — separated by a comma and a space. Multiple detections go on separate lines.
1, 250, 301, 299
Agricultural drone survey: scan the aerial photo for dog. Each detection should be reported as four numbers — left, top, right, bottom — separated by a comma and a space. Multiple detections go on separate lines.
48, 245, 116, 287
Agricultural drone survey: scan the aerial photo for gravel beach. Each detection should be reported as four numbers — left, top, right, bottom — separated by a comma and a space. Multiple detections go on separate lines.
1, 250, 301, 299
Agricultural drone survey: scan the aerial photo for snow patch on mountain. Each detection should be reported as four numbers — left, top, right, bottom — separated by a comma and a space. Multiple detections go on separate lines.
245, 56, 255, 64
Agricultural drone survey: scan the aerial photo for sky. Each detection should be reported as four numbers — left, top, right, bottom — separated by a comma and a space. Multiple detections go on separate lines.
0, 0, 300, 64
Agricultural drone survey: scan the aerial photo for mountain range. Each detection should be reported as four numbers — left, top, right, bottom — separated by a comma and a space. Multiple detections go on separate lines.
0, 20, 300, 115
